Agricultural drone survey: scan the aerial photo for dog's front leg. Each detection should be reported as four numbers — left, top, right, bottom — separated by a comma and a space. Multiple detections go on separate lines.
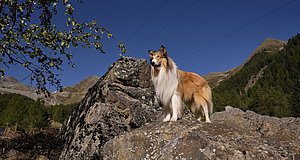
170, 92, 182, 121
163, 113, 171, 122
163, 102, 172, 122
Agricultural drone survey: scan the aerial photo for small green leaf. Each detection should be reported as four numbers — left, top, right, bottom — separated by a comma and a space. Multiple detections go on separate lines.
65, 4, 74, 15
118, 42, 126, 53
94, 35, 100, 40
63, 0, 68, 5
67, 53, 73, 59
49, 61, 54, 67
19, 5, 24, 12
67, 18, 71, 26
23, 62, 30, 67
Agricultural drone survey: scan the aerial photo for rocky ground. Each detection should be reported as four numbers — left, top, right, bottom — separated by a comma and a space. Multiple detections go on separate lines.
1, 106, 299, 160
103, 106, 300, 160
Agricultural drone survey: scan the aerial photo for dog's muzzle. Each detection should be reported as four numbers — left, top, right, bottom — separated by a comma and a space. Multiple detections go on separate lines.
150, 61, 161, 68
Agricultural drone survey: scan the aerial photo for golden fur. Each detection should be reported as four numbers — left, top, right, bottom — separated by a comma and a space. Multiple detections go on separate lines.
149, 45, 213, 122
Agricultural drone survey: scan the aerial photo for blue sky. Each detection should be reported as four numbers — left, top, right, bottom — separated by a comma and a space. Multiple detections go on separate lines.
6, 0, 300, 89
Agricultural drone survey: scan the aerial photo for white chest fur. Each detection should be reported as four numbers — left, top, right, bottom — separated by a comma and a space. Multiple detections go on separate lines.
151, 66, 178, 107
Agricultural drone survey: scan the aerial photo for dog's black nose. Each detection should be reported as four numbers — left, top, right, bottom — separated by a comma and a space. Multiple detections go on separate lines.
150, 61, 155, 66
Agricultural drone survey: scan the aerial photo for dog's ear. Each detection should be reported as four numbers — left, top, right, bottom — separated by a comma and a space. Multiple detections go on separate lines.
148, 50, 155, 57
159, 45, 167, 57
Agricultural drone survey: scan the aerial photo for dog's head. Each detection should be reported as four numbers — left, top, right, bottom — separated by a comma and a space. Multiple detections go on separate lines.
148, 45, 168, 69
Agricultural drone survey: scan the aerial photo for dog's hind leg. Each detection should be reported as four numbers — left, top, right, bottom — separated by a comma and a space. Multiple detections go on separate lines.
195, 95, 211, 123
190, 102, 202, 121
202, 102, 211, 123
170, 91, 182, 121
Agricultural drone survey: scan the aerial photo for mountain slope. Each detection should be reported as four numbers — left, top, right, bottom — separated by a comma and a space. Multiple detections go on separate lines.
0, 76, 31, 91
0, 76, 41, 100
213, 34, 300, 117
45, 76, 100, 105
205, 38, 285, 87
204, 69, 235, 88
0, 76, 99, 105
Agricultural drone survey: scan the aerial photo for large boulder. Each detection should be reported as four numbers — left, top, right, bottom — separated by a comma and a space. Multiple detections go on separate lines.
59, 57, 162, 159
103, 106, 300, 160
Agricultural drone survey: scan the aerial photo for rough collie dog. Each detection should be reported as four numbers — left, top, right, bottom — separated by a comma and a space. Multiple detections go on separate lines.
149, 45, 213, 123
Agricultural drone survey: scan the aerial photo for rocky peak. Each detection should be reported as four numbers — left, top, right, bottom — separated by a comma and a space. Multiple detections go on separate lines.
0, 76, 19, 84
45, 76, 100, 105
241, 38, 284, 69
253, 38, 285, 53
0, 76, 32, 91
0, 75, 100, 105
0, 76, 41, 100
62, 76, 99, 93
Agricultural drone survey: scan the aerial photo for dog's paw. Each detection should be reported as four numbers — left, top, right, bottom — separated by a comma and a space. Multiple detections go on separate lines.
163, 117, 171, 122
170, 116, 178, 121
205, 119, 212, 123
163, 114, 171, 122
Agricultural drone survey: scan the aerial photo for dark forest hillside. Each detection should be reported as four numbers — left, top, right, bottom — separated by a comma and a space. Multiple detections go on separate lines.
213, 34, 300, 117
0, 93, 76, 129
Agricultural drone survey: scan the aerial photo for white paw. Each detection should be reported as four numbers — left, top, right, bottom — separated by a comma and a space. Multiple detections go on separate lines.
163, 114, 171, 122
205, 119, 211, 123
170, 116, 178, 121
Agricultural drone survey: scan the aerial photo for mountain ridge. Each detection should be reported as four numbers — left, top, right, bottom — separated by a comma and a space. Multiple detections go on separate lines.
0, 76, 99, 105
205, 38, 286, 87
45, 76, 99, 105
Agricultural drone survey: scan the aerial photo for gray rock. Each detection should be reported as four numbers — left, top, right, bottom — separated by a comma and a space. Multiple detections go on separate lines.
103, 106, 300, 160
59, 57, 162, 159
